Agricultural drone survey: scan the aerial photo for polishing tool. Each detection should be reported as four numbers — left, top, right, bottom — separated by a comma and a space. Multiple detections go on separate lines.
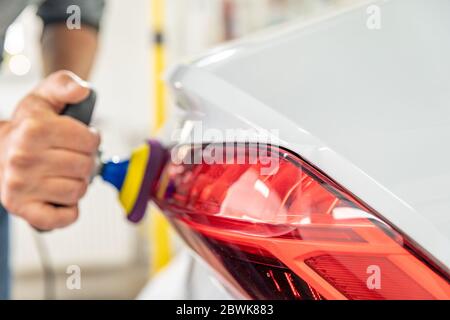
63, 88, 167, 224
99, 140, 167, 223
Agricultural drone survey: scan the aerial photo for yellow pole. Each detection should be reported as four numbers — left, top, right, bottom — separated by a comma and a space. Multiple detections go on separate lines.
149, 0, 172, 275
152, 0, 167, 130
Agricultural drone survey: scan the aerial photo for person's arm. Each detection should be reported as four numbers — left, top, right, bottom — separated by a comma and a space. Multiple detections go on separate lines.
37, 0, 105, 78
41, 25, 99, 79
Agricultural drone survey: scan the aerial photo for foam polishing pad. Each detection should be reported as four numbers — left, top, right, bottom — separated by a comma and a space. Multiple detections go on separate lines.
101, 140, 166, 223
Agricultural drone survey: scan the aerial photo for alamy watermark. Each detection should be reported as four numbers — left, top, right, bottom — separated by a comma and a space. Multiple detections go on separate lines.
170, 121, 281, 176
366, 265, 381, 290
66, 264, 82, 290
66, 5, 81, 30
366, 5, 382, 30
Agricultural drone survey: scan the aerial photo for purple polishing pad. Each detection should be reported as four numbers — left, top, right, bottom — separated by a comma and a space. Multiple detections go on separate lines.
127, 140, 167, 223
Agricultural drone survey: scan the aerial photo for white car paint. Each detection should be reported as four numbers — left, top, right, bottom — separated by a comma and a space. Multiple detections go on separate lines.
165, 0, 450, 272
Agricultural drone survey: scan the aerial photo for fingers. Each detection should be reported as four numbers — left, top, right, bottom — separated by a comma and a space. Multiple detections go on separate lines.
11, 71, 99, 155
7, 112, 100, 155
33, 70, 90, 113
13, 92, 57, 121
48, 116, 100, 154
0, 176, 81, 230
35, 177, 89, 206
0, 166, 88, 210
24, 203, 79, 231
2, 126, 97, 181
44, 149, 96, 180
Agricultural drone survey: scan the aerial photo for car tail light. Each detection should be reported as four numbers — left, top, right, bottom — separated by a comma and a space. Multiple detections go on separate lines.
152, 143, 450, 300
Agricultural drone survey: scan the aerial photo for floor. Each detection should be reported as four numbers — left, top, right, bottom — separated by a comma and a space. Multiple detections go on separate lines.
12, 263, 148, 300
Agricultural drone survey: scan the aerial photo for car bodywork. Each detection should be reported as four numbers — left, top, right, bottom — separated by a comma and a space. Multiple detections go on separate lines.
150, 0, 450, 299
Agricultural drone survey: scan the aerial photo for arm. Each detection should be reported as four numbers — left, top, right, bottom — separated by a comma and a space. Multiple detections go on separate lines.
41, 25, 99, 79
37, 0, 105, 78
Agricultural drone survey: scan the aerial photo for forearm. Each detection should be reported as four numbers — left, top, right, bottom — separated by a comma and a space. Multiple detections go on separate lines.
41, 24, 99, 79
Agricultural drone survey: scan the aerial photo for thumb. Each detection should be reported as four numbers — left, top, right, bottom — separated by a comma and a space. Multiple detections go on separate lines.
33, 70, 91, 113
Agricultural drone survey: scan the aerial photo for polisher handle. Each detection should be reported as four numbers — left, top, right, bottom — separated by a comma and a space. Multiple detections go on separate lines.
61, 89, 96, 125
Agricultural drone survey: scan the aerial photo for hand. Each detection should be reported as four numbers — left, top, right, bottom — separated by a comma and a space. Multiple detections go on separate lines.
0, 71, 100, 231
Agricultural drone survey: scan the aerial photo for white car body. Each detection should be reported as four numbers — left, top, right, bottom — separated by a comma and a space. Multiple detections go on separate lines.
142, 0, 450, 299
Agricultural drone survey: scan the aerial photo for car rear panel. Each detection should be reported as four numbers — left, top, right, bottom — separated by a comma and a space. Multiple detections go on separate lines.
162, 0, 450, 298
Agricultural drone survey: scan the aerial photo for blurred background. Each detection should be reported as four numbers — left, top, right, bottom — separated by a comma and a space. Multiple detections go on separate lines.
0, 0, 359, 299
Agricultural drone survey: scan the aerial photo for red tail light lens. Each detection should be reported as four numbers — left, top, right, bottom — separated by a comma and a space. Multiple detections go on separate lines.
153, 143, 450, 300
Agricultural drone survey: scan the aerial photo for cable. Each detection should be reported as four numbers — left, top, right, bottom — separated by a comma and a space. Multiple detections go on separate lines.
32, 231, 56, 300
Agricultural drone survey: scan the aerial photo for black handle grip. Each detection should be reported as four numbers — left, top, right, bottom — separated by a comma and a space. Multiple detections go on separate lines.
61, 89, 96, 125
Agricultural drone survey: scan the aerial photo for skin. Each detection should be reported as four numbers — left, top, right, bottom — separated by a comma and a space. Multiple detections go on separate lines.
0, 24, 101, 230
41, 24, 99, 79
